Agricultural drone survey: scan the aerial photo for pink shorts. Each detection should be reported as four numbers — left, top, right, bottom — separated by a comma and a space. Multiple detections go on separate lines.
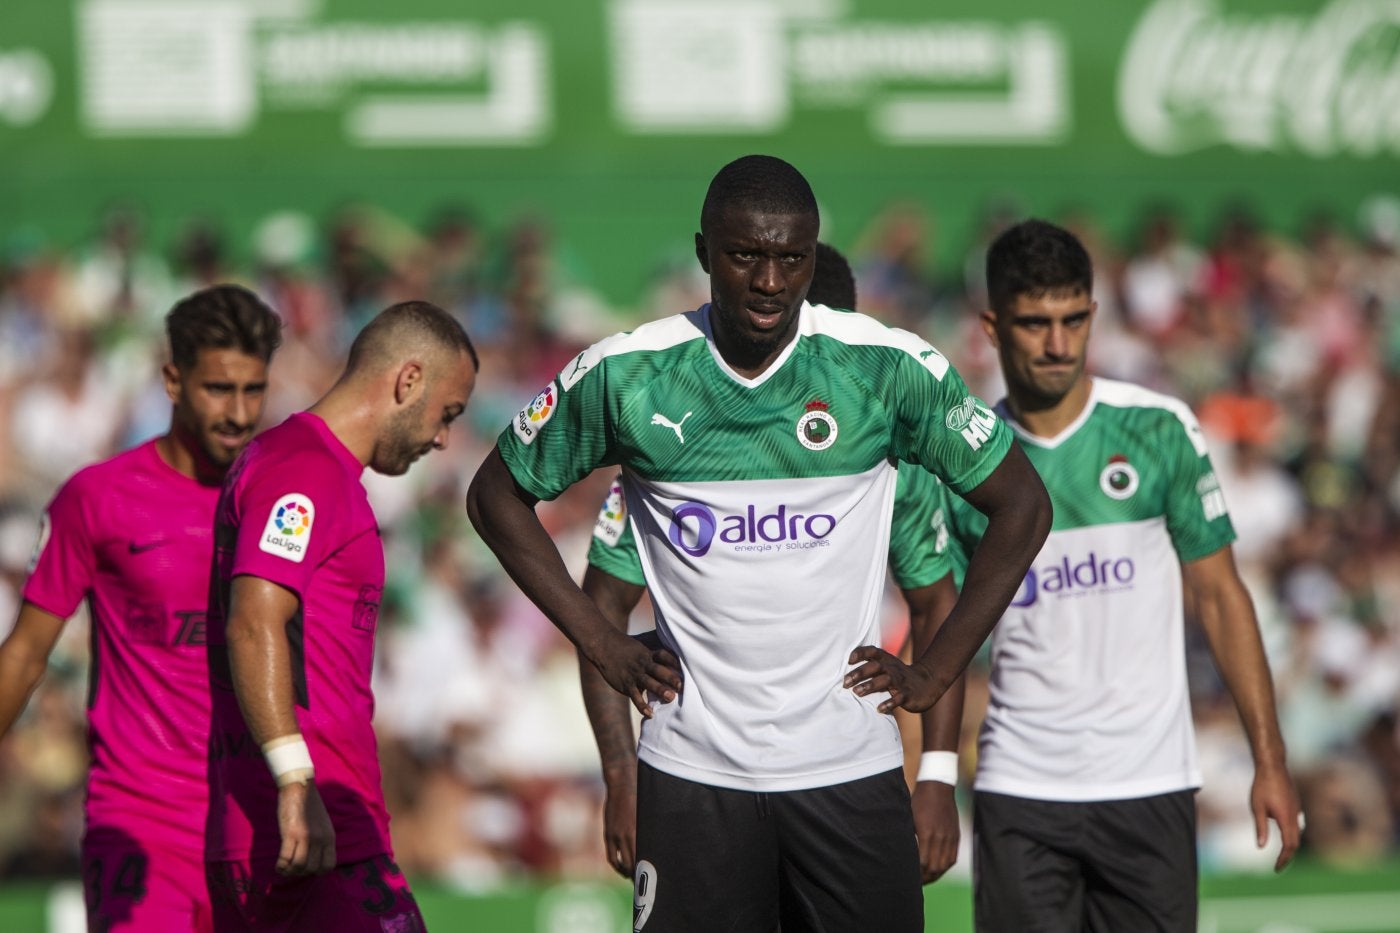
206, 852, 424, 933
83, 826, 212, 933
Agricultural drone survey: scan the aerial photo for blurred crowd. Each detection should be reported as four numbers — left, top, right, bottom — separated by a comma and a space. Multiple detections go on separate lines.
0, 193, 1397, 889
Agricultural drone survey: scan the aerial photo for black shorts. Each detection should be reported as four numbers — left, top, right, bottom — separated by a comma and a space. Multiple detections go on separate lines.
972, 789, 1198, 933
633, 761, 922, 933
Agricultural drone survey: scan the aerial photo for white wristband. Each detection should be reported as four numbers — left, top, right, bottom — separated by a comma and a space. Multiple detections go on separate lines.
262, 734, 315, 787
916, 751, 958, 785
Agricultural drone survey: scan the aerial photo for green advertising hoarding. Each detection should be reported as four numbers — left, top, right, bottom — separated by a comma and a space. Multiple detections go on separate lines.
0, 0, 1396, 307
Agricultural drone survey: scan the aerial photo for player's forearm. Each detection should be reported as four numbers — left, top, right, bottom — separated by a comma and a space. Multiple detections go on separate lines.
579, 565, 644, 777
908, 596, 965, 754
0, 605, 66, 739
226, 613, 301, 744
0, 642, 48, 739
467, 451, 620, 662
918, 487, 1048, 692
1198, 585, 1289, 771
581, 656, 638, 779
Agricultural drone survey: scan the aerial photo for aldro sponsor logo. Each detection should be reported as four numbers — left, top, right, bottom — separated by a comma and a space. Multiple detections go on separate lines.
1099, 454, 1140, 500
796, 398, 838, 451
946, 396, 997, 450
511, 381, 557, 445
668, 501, 837, 557
1010, 551, 1136, 607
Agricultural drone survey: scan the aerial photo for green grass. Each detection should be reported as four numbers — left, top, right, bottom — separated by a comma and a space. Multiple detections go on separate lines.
2, 859, 1397, 932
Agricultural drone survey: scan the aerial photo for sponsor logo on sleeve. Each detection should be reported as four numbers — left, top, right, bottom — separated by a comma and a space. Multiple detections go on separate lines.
947, 396, 998, 450
511, 381, 557, 445
259, 493, 315, 563
1197, 470, 1229, 521
1099, 454, 1140, 500
27, 511, 50, 574
594, 477, 627, 546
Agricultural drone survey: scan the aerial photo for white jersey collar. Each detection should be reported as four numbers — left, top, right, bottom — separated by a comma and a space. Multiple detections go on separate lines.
701, 301, 808, 389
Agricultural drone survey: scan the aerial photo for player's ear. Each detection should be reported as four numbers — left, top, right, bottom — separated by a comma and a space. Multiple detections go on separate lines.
162, 362, 183, 404
394, 360, 424, 405
695, 232, 710, 274
979, 310, 1001, 348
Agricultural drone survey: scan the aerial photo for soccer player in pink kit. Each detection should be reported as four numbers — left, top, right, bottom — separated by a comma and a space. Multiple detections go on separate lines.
0, 285, 282, 932
205, 300, 477, 932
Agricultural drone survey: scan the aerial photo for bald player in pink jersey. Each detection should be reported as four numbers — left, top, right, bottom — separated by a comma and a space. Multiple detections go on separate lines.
205, 300, 477, 933
0, 285, 282, 932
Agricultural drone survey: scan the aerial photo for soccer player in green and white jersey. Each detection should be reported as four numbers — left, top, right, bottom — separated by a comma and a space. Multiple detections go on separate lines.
578, 243, 966, 886
468, 155, 1051, 933
921, 219, 1301, 932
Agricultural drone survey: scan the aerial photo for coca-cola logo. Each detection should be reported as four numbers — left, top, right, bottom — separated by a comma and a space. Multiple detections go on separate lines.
1118, 0, 1400, 157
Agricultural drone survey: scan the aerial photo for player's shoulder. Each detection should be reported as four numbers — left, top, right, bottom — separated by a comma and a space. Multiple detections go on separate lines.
240, 416, 346, 483
802, 303, 951, 380
1091, 377, 1208, 456
52, 440, 157, 501
557, 309, 707, 392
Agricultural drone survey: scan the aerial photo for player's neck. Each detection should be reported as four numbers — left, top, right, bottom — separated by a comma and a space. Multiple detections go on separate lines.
1005, 375, 1093, 439
307, 386, 375, 468
156, 424, 226, 486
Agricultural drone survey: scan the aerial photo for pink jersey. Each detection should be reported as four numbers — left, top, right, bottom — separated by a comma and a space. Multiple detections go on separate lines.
23, 440, 220, 857
206, 412, 390, 863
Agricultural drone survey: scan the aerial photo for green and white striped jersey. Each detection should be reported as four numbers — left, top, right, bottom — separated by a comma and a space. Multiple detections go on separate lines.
939, 377, 1234, 802
501, 302, 1009, 792
590, 461, 955, 592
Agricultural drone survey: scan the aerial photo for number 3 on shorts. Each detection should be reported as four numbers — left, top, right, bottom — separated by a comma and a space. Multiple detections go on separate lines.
633, 859, 657, 931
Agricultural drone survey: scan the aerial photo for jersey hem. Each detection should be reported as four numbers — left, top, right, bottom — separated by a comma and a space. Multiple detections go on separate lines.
637, 747, 906, 793
973, 770, 1203, 802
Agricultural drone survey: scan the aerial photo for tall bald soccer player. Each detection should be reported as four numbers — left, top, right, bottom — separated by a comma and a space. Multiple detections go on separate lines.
205, 301, 477, 933
0, 285, 282, 932
468, 155, 1050, 933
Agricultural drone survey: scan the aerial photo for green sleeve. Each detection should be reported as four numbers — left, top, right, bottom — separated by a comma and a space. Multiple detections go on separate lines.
586, 474, 647, 587
497, 347, 615, 501
887, 345, 1012, 496
1162, 409, 1237, 562
887, 463, 953, 590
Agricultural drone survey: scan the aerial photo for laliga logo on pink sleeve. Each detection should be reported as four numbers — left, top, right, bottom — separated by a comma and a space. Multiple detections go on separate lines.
259, 493, 315, 563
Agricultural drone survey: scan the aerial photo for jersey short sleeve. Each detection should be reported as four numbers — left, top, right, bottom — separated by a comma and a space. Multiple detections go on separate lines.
229, 451, 347, 598
22, 473, 97, 618
887, 346, 1011, 496
1160, 407, 1236, 563
886, 463, 953, 591
586, 473, 647, 587
498, 340, 620, 501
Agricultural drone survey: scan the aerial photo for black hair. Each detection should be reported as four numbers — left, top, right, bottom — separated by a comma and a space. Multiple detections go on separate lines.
809, 242, 856, 310
985, 219, 1093, 315
347, 300, 479, 373
165, 284, 283, 370
700, 155, 818, 234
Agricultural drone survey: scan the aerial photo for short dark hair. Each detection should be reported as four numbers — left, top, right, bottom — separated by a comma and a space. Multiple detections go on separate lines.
809, 242, 856, 310
985, 219, 1093, 315
700, 155, 818, 234
165, 284, 283, 370
347, 300, 479, 373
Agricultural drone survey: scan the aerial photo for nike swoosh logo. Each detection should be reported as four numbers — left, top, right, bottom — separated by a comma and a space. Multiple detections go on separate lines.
128, 539, 168, 554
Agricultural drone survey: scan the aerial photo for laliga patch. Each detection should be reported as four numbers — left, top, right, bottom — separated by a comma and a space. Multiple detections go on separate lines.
593, 477, 627, 546
512, 381, 557, 445
27, 511, 51, 574
259, 493, 315, 563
